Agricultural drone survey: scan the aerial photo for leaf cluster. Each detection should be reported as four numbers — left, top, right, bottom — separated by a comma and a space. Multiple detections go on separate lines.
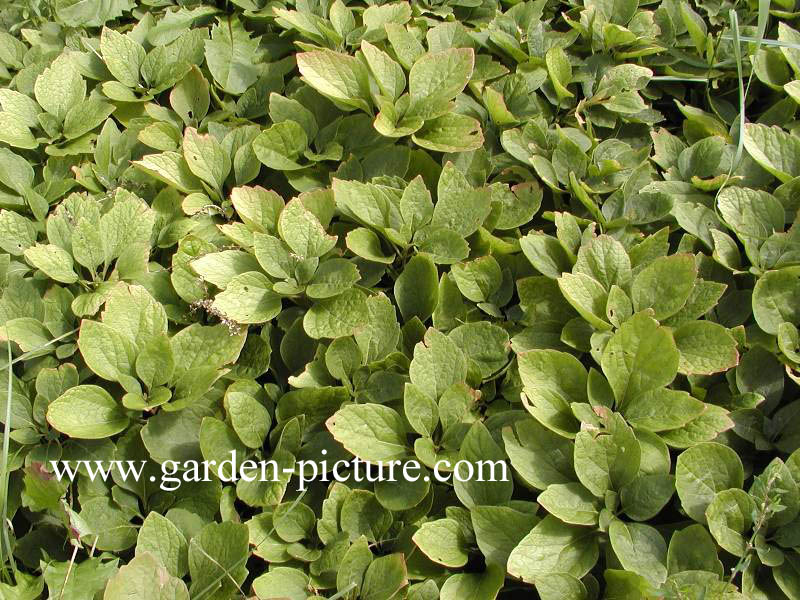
2, 0, 800, 598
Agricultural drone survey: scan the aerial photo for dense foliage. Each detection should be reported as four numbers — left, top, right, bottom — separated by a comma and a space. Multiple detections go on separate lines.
1, 0, 800, 597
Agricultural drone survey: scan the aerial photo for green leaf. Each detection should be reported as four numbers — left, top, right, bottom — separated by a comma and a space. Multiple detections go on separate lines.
538, 482, 601, 526
518, 349, 586, 435
601, 313, 679, 406
0, 573, 43, 600
705, 488, 756, 557
622, 388, 705, 432
667, 524, 723, 576
414, 227, 469, 265
269, 92, 318, 141
439, 563, 504, 600
573, 413, 640, 496
386, 23, 425, 69
412, 519, 469, 567
631, 254, 697, 320
34, 55, 85, 122
136, 512, 189, 578
620, 473, 676, 521
408, 48, 474, 116
252, 567, 309, 600
77, 320, 137, 383
278, 198, 337, 259
774, 553, 800, 600
99, 190, 156, 265
659, 404, 734, 449
574, 234, 632, 291
326, 403, 407, 462
409, 328, 468, 400
24, 244, 79, 284
558, 272, 612, 330
133, 152, 204, 193
451, 256, 502, 303
170, 323, 246, 378
43, 557, 118, 600
361, 553, 408, 600
361, 40, 406, 101
608, 520, 668, 585
146, 7, 218, 45
63, 99, 115, 140
449, 321, 510, 377
304, 288, 369, 339
534, 573, 588, 600
663, 279, 727, 327
79, 496, 136, 552
675, 442, 744, 523
273, 501, 316, 542
503, 418, 576, 489
401, 175, 434, 231
346, 227, 395, 263
253, 121, 309, 171
752, 269, 800, 335
674, 321, 739, 375
183, 127, 230, 191
546, 47, 573, 100
354, 292, 401, 362
188, 522, 249, 598
412, 113, 484, 153
204, 16, 260, 94
0, 209, 36, 255
0, 89, 41, 128
394, 253, 439, 322
337, 536, 372, 594
454, 421, 514, 508
190, 249, 261, 288
0, 113, 36, 149
407, 581, 440, 600
471, 505, 538, 567
404, 383, 438, 437
431, 163, 492, 237
170, 66, 210, 125
46, 385, 129, 439
495, 182, 542, 230
507, 515, 599, 581
212, 271, 281, 323
307, 258, 360, 298
297, 49, 372, 113
225, 387, 270, 449
744, 123, 800, 183
231, 185, 284, 233
103, 283, 168, 349
374, 460, 429, 511
100, 27, 145, 88
104, 552, 189, 600
0, 318, 51, 353
520, 232, 573, 279
199, 416, 247, 479
717, 187, 784, 241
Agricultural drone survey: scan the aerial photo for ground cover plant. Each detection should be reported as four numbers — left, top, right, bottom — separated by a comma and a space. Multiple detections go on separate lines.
2, 0, 800, 597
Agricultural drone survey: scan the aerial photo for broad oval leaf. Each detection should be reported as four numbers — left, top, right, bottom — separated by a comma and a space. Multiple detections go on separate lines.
47, 385, 129, 439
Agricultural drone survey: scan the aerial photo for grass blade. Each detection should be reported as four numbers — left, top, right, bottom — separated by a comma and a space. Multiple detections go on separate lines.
1, 334, 17, 580
0, 328, 79, 371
